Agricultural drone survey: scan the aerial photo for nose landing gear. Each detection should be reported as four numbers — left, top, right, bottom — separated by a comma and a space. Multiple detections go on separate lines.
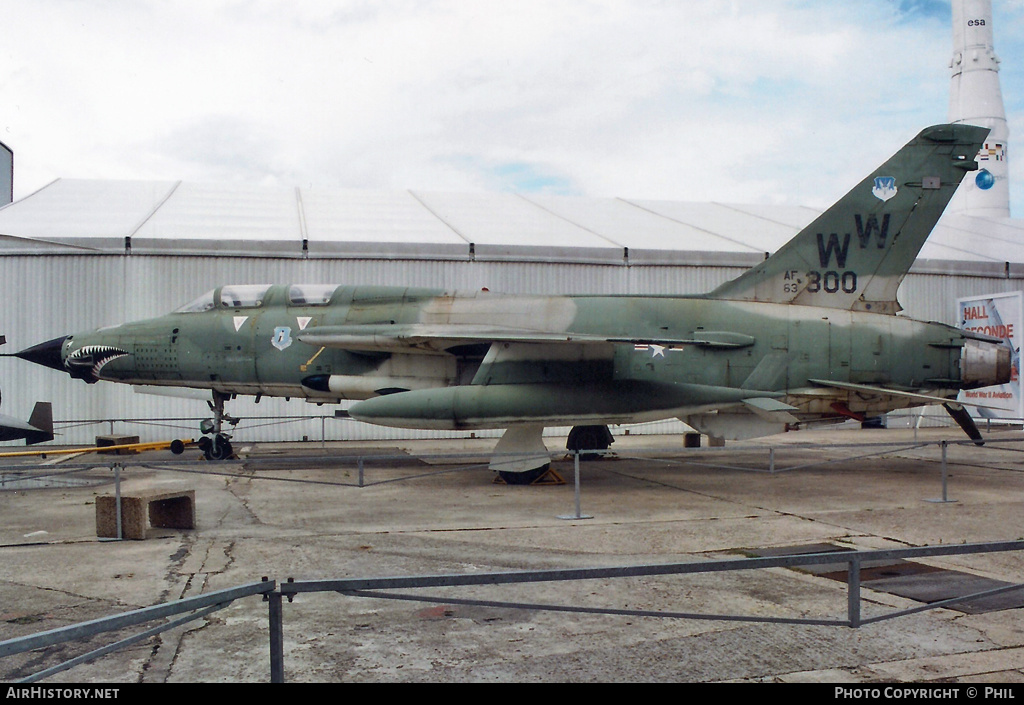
199, 391, 239, 461
197, 433, 234, 460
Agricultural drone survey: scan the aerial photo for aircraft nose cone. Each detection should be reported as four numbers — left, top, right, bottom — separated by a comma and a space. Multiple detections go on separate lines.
15, 336, 69, 372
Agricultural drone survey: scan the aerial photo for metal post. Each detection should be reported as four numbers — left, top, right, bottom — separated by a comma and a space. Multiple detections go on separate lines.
942, 440, 949, 502
358, 457, 364, 488
268, 590, 284, 683
558, 451, 593, 520
926, 440, 957, 504
847, 555, 861, 628
114, 463, 122, 540
574, 451, 581, 517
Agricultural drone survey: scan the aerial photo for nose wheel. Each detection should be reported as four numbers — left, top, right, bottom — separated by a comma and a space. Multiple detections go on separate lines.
197, 433, 234, 460
199, 391, 239, 460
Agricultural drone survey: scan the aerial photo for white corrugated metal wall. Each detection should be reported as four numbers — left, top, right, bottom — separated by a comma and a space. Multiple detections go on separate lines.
1, 250, 1019, 446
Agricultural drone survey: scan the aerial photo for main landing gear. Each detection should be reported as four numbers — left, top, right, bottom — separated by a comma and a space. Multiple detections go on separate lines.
197, 391, 239, 461
490, 425, 616, 485
566, 424, 614, 459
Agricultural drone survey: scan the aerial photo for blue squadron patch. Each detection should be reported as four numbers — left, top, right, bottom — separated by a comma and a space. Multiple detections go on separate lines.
872, 176, 897, 202
271, 326, 293, 351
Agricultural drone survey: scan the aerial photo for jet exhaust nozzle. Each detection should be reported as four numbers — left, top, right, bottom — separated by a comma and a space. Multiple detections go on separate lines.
961, 339, 1012, 388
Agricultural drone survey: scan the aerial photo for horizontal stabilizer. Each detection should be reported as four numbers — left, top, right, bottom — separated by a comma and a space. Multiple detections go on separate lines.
808, 378, 1011, 412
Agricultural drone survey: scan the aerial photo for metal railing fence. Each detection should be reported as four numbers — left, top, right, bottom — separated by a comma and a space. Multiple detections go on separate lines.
3, 435, 1024, 681
2, 543, 1021, 683
0, 581, 276, 683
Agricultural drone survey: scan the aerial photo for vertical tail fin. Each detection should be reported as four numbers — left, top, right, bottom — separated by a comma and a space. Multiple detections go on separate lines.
25, 401, 53, 445
710, 124, 990, 314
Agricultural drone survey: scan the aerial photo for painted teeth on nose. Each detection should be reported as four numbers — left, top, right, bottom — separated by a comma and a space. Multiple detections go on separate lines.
66, 345, 130, 382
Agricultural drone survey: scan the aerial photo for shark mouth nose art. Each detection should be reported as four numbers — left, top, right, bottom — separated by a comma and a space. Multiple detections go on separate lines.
65, 345, 130, 383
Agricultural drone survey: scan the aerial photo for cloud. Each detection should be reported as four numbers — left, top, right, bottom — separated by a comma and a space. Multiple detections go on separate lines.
1, 0, 1021, 216
893, 0, 954, 22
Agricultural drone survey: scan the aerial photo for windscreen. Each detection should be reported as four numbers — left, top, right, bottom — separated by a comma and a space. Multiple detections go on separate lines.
174, 290, 216, 313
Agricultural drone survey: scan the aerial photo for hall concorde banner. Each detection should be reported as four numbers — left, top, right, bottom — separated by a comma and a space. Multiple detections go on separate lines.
957, 292, 1022, 420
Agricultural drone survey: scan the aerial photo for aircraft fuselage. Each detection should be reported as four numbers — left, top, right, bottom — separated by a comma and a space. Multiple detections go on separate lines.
12, 124, 1008, 469
46, 283, 1007, 431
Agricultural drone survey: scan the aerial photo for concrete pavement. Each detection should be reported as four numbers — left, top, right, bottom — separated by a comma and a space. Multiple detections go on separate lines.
1, 427, 1023, 683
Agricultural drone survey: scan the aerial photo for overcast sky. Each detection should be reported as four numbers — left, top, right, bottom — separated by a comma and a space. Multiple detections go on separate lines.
2, 0, 1023, 216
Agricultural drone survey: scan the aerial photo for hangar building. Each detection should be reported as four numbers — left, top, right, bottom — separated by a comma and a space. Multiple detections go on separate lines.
0, 0, 1020, 446
0, 177, 1022, 445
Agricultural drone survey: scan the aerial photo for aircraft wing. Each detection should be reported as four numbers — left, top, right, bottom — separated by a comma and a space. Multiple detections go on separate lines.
686, 379, 1009, 446
807, 378, 1012, 412
807, 378, 1011, 445
298, 324, 755, 354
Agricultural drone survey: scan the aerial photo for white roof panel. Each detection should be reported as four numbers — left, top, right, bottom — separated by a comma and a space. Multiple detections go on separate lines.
723, 203, 820, 231
0, 179, 177, 240
301, 189, 464, 245
133, 182, 301, 241
627, 200, 805, 253
522, 194, 745, 252
922, 216, 1024, 262
0, 178, 1022, 267
412, 191, 615, 250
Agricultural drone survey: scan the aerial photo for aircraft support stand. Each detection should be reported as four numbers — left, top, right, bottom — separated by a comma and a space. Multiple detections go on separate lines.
557, 451, 593, 520
926, 440, 958, 504
113, 463, 122, 540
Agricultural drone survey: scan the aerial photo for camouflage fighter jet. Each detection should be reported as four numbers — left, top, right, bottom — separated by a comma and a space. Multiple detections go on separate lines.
14, 124, 1011, 480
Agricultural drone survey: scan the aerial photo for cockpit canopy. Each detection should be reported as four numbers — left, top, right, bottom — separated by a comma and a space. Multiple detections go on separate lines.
174, 284, 340, 313
286, 284, 336, 306
219, 285, 272, 308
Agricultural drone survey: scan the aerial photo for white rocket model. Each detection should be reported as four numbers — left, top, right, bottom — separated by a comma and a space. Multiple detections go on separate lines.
948, 0, 1011, 217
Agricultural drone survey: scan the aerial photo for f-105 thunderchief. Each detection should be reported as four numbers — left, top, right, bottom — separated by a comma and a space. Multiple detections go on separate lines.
16, 124, 1010, 481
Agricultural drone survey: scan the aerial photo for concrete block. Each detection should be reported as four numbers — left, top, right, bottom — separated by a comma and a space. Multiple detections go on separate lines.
96, 435, 141, 455
96, 489, 195, 540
